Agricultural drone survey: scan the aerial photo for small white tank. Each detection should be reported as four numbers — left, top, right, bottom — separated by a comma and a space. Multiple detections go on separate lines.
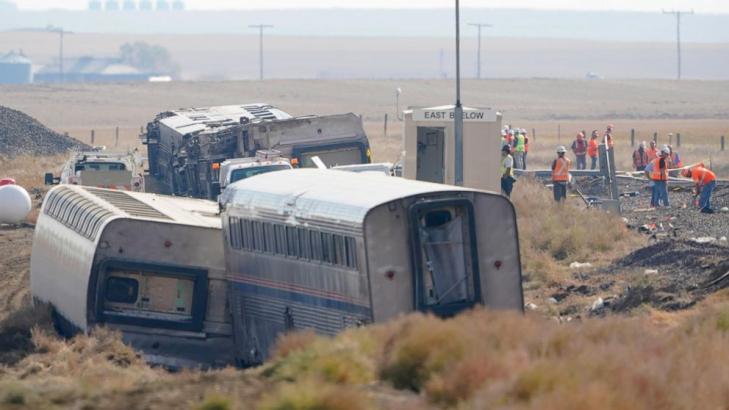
0, 185, 32, 224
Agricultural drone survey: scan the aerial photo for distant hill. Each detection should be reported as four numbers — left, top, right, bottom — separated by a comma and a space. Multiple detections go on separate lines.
0, 8, 728, 43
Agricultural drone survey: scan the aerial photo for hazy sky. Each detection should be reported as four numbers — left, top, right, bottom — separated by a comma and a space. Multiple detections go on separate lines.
9, 0, 729, 13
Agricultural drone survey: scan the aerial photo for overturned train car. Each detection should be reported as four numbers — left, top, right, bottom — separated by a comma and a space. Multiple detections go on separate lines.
30, 185, 233, 368
143, 104, 371, 200
221, 169, 523, 366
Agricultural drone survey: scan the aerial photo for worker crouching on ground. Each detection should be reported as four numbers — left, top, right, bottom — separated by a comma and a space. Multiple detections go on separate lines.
646, 147, 671, 208
683, 165, 717, 214
571, 132, 587, 170
552, 146, 572, 202
501, 144, 516, 198
633, 141, 649, 171
588, 130, 599, 170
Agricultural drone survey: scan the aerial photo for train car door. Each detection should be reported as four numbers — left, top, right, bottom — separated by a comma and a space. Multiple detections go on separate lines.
416, 127, 445, 184
409, 199, 482, 317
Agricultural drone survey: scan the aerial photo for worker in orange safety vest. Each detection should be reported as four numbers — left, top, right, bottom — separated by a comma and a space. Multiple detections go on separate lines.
552, 146, 572, 202
682, 165, 717, 214
645, 147, 670, 207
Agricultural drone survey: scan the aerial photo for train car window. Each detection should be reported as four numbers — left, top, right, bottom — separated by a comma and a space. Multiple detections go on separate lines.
228, 217, 241, 249
333, 235, 345, 267
274, 225, 287, 255
263, 223, 275, 253
345, 237, 358, 269
105, 277, 139, 304
321, 233, 333, 264
298, 228, 310, 260
286, 227, 298, 258
242, 219, 254, 250
252, 221, 264, 252
309, 230, 322, 261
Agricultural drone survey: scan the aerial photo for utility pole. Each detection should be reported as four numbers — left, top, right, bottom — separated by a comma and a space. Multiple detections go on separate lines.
468, 23, 492, 79
662, 9, 693, 80
249, 24, 273, 81
454, 0, 464, 186
59, 29, 64, 83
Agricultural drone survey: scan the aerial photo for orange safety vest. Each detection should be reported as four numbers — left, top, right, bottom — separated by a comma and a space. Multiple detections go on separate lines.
646, 148, 658, 161
691, 167, 716, 185
650, 158, 668, 181
552, 157, 571, 182
587, 139, 599, 157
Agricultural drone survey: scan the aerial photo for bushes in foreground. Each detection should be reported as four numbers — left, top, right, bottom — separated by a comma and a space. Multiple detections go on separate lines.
263, 305, 729, 409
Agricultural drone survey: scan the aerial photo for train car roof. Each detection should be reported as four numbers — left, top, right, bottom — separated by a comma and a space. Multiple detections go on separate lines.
223, 169, 479, 225
159, 104, 292, 135
45, 185, 221, 230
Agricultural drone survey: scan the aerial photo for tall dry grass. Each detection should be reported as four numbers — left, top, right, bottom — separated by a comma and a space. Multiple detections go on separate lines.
511, 177, 643, 285
261, 303, 729, 409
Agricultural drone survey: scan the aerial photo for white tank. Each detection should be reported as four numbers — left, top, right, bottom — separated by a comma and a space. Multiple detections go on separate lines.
0, 185, 32, 224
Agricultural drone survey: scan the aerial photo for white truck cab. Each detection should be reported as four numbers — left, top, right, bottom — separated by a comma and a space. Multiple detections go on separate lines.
219, 151, 293, 191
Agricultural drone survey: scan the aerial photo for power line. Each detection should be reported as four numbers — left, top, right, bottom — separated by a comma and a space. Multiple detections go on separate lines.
662, 9, 694, 80
468, 23, 492, 79
249, 24, 273, 81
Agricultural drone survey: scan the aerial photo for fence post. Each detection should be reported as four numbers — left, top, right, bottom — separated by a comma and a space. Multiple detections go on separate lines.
722, 136, 725, 151
383, 114, 388, 138
653, 132, 658, 144
115, 127, 120, 147
532, 128, 536, 142
630, 128, 635, 147
669, 133, 673, 146
558, 124, 561, 143
91, 130, 95, 145
677, 133, 681, 147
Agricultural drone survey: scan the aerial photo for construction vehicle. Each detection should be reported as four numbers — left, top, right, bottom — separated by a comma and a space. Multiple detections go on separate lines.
45, 149, 145, 192
143, 104, 371, 200
218, 150, 292, 192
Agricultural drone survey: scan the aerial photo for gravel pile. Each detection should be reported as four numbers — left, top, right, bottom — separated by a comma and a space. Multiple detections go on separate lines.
0, 106, 88, 157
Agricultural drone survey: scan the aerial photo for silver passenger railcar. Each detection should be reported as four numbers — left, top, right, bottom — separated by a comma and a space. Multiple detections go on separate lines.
30, 185, 233, 368
221, 169, 523, 366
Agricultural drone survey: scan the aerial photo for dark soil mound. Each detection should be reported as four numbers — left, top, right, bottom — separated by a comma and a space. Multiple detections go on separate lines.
610, 240, 729, 312
0, 105, 88, 157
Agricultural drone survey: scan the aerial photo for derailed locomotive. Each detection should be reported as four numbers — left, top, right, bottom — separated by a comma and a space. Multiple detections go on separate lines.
143, 104, 372, 200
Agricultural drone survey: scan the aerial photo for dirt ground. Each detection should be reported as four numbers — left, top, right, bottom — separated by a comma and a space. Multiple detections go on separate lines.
0, 227, 32, 321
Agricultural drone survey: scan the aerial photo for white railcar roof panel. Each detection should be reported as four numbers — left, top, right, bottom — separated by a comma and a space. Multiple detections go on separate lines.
225, 169, 477, 225
159, 104, 292, 134
53, 185, 221, 229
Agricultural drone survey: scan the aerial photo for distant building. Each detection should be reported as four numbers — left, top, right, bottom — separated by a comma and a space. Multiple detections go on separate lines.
0, 0, 17, 11
172, 0, 184, 11
88, 0, 102, 11
138, 0, 152, 10
105, 0, 119, 11
122, 0, 137, 11
0, 51, 32, 84
35, 56, 166, 83
155, 0, 169, 11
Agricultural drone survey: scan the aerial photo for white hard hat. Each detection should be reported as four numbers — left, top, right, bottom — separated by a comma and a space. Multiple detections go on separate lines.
557, 146, 567, 154
660, 147, 671, 156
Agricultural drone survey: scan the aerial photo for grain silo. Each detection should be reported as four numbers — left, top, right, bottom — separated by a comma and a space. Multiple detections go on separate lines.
172, 0, 184, 11
122, 0, 136, 10
88, 0, 102, 11
138, 0, 152, 10
155, 0, 169, 11
104, 0, 119, 11
0, 51, 32, 84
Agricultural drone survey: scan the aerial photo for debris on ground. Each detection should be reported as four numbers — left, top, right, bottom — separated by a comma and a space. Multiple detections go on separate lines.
0, 105, 88, 157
